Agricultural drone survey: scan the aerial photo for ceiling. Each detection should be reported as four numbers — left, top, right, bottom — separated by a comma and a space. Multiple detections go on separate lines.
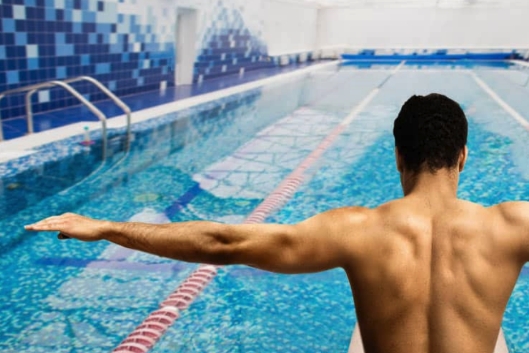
296, 0, 529, 8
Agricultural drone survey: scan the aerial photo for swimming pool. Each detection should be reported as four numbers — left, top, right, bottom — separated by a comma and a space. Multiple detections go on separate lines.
1, 60, 529, 353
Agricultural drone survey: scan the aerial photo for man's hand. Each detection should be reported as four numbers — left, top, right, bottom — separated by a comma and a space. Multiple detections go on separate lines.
25, 213, 108, 242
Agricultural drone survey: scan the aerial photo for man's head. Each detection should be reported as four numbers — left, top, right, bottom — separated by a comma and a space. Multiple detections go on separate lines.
393, 93, 468, 175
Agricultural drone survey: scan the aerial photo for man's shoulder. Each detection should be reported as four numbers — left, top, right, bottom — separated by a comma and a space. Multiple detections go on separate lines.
311, 206, 375, 236
321, 206, 373, 225
492, 201, 529, 226
489, 201, 529, 261
331, 200, 407, 224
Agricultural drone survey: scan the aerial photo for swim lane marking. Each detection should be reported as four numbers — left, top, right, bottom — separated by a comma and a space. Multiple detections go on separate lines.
472, 72, 529, 131
111, 61, 406, 353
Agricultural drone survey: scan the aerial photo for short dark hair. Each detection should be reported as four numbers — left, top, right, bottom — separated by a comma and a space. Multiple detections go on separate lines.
393, 93, 468, 173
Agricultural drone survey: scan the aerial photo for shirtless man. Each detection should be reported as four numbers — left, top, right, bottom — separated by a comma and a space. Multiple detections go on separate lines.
25, 94, 529, 353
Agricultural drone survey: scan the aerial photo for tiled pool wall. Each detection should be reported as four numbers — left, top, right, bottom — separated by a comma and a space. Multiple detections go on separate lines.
0, 0, 278, 121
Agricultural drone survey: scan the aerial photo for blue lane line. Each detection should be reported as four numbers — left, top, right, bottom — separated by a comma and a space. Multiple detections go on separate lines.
164, 182, 204, 218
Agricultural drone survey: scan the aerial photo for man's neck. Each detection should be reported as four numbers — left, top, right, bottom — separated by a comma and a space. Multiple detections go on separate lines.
401, 168, 459, 205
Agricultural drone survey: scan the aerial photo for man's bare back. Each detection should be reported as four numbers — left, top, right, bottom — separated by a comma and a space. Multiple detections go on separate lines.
342, 196, 527, 353
24, 94, 529, 353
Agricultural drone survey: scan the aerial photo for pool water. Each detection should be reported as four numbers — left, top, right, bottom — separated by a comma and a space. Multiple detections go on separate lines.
1, 61, 529, 353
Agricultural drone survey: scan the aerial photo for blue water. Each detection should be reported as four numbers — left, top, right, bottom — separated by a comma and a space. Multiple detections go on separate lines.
1, 62, 529, 353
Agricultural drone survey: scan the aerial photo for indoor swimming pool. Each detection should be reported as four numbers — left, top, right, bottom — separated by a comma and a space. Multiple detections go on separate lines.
2, 60, 529, 353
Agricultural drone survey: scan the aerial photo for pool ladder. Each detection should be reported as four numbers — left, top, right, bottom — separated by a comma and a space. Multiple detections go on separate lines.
0, 76, 132, 160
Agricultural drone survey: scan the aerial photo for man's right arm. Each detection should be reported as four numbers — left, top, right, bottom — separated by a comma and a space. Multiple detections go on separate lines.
498, 201, 529, 263
24, 207, 369, 274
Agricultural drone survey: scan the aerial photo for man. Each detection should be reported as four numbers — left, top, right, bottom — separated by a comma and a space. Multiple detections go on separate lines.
26, 94, 529, 353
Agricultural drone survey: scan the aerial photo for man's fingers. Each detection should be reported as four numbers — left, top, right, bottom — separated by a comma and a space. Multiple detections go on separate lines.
24, 222, 72, 240
25, 213, 84, 234
25, 218, 67, 231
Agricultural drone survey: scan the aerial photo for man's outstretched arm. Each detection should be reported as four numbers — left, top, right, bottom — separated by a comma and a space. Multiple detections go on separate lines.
25, 208, 367, 274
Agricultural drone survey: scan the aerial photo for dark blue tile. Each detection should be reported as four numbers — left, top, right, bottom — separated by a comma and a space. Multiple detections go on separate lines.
55, 9, 64, 21
2, 117, 28, 134
14, 19, 26, 31
1, 124, 25, 140
1, 5, 14, 18
3, 33, 15, 45
6, 59, 17, 70
35, 19, 45, 31
44, 21, 55, 32
16, 58, 27, 70
82, 22, 95, 33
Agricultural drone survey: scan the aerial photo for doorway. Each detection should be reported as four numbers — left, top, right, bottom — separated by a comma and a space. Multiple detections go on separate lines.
175, 8, 198, 86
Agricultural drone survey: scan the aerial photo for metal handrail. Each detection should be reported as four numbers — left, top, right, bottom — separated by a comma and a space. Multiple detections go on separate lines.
0, 76, 131, 153
25, 77, 132, 151
67, 76, 131, 151
24, 81, 108, 160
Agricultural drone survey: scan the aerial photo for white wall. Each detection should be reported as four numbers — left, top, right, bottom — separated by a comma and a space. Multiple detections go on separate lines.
318, 6, 529, 50
263, 0, 319, 55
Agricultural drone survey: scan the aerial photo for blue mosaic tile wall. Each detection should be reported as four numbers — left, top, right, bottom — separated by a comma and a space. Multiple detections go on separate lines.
194, 3, 273, 82
0, 0, 275, 121
0, 0, 180, 120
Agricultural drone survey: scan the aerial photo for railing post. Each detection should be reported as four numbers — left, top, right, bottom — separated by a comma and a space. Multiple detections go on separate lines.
0, 94, 6, 142
25, 89, 38, 134
0, 116, 3, 142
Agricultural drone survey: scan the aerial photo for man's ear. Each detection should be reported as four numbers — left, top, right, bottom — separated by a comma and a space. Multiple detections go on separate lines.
459, 146, 468, 172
